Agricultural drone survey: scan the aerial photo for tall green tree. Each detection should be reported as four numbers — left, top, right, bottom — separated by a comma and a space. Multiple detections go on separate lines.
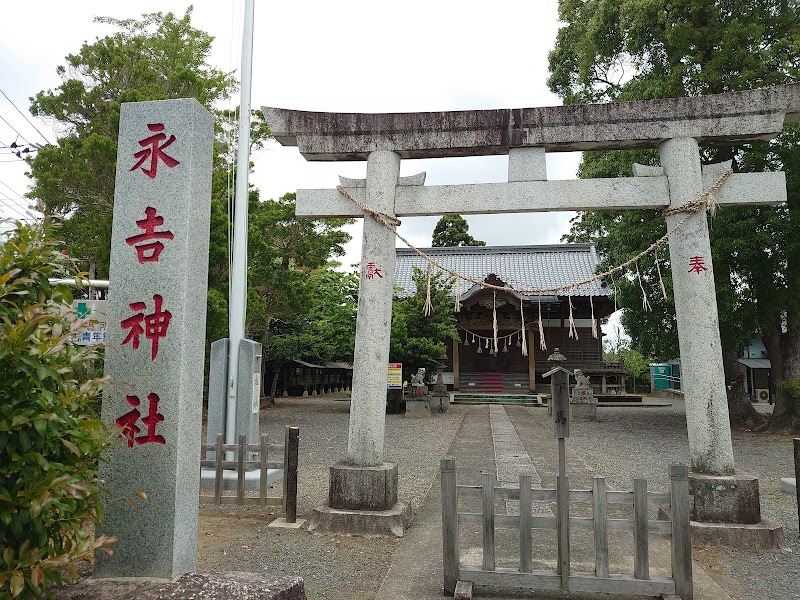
431, 215, 486, 247
549, 0, 800, 429
242, 193, 356, 398
390, 268, 458, 384
27, 9, 237, 277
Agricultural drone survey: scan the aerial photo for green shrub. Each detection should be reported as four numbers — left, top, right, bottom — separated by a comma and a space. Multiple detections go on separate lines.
0, 221, 115, 598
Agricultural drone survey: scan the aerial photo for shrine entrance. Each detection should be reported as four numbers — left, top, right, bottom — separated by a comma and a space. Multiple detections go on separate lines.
264, 84, 796, 537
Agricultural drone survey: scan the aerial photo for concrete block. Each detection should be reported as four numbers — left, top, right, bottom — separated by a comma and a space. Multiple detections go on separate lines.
508, 147, 546, 182
780, 477, 796, 494
308, 502, 411, 537
690, 520, 789, 551
454, 580, 474, 600
329, 461, 398, 511
405, 399, 430, 417
570, 402, 597, 421
97, 98, 213, 579
689, 472, 761, 524
236, 339, 262, 450
206, 338, 229, 457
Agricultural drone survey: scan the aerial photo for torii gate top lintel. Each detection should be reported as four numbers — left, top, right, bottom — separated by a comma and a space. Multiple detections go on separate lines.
264, 84, 800, 160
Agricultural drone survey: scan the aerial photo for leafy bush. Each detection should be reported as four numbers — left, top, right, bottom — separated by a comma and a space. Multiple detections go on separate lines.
0, 221, 115, 598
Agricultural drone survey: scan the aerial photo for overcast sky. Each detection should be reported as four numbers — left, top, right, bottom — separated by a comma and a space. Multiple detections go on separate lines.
0, 0, 584, 269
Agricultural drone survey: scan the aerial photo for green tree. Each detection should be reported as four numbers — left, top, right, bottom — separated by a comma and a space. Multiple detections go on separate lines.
431, 215, 486, 247
549, 0, 800, 429
390, 268, 458, 384
0, 222, 116, 598
242, 193, 356, 398
27, 8, 237, 278
604, 339, 653, 393
25, 9, 274, 352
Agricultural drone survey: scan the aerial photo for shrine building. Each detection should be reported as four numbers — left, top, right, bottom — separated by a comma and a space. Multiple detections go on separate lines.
394, 244, 625, 396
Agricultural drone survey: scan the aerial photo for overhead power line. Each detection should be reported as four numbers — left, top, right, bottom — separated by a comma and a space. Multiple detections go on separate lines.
0, 88, 53, 145
0, 112, 34, 147
0, 179, 24, 199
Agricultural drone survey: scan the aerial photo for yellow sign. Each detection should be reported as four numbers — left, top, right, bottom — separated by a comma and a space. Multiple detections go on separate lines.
387, 362, 402, 389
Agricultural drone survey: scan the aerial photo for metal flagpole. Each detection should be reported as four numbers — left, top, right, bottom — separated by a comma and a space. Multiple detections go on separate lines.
226, 0, 255, 447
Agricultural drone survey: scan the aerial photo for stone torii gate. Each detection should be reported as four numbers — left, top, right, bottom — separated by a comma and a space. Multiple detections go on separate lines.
264, 84, 798, 538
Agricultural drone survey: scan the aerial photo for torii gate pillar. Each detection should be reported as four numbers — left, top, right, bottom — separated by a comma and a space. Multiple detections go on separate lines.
310, 151, 411, 536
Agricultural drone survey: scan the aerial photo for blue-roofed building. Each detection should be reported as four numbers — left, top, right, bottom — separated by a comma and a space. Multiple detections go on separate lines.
394, 244, 625, 396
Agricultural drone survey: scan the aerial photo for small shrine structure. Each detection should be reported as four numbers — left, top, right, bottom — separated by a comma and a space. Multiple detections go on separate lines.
394, 244, 625, 396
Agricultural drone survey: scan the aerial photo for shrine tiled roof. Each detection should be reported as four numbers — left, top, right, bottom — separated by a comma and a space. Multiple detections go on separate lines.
394, 244, 610, 299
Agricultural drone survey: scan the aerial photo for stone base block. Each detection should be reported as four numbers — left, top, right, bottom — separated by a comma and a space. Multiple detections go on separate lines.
405, 399, 430, 417
690, 520, 789, 551
689, 471, 761, 524
54, 571, 306, 599
570, 402, 597, 421
308, 502, 411, 537
430, 393, 450, 413
329, 461, 398, 511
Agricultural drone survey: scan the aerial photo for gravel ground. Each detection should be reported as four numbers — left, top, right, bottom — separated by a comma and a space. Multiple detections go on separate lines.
197, 394, 465, 599
565, 400, 799, 600
195, 395, 798, 600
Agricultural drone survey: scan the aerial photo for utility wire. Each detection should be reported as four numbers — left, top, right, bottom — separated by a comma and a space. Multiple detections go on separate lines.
0, 179, 23, 199
0, 112, 34, 147
0, 88, 53, 145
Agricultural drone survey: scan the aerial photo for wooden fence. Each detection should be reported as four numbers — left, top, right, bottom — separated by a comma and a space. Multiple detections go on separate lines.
201, 427, 299, 522
441, 458, 692, 599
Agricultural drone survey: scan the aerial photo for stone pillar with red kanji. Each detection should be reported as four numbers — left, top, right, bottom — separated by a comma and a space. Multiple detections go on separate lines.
95, 98, 213, 579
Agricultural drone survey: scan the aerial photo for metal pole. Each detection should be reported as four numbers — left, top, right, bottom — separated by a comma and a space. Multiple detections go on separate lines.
226, 0, 255, 446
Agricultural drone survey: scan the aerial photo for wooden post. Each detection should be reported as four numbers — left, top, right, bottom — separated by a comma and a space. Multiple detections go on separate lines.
283, 426, 299, 523
237, 434, 246, 505
557, 473, 570, 590
214, 433, 224, 504
633, 478, 649, 580
453, 338, 460, 390
794, 438, 800, 534
482, 471, 496, 572
519, 474, 533, 573
259, 434, 269, 506
528, 329, 536, 393
670, 464, 693, 600
593, 476, 609, 578
441, 457, 459, 596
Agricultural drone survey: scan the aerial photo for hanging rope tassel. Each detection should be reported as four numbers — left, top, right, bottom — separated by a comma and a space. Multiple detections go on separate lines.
636, 261, 652, 312
520, 300, 528, 357
568, 290, 579, 340
609, 272, 618, 313
492, 291, 499, 354
538, 294, 547, 351
590, 294, 598, 339
655, 252, 668, 301
454, 277, 462, 313
423, 267, 433, 316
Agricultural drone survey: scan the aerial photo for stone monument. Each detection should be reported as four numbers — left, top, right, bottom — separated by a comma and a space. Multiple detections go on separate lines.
571, 369, 596, 420
95, 99, 213, 578
405, 368, 431, 418
265, 84, 799, 542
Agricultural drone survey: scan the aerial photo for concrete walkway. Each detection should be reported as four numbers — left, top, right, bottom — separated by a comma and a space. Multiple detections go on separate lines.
378, 404, 733, 600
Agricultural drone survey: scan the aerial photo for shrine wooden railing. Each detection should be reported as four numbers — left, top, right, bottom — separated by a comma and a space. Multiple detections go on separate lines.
200, 427, 299, 522
441, 458, 692, 599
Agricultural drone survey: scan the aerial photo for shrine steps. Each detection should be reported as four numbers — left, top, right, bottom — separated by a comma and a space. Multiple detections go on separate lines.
459, 371, 529, 394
